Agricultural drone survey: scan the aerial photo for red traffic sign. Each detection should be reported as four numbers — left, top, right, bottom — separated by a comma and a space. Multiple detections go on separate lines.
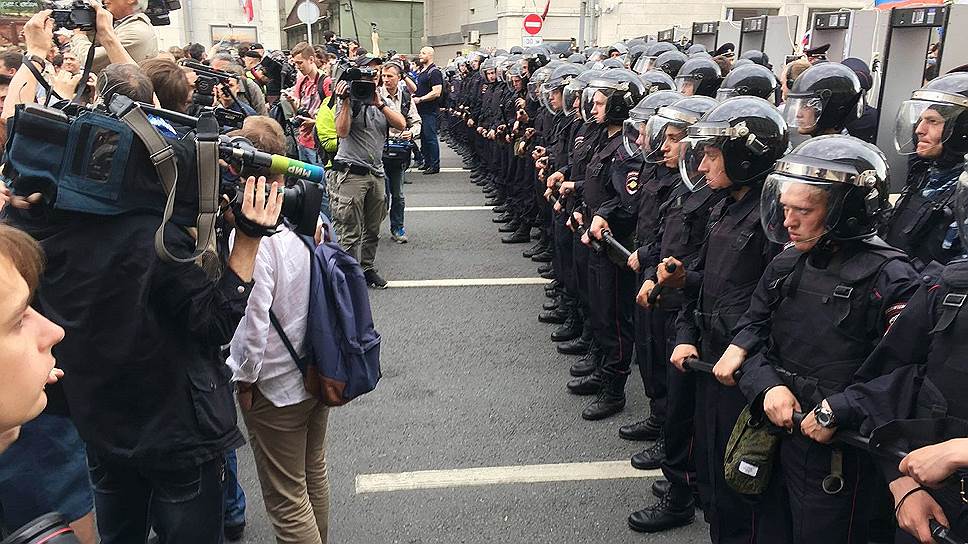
523, 14, 543, 35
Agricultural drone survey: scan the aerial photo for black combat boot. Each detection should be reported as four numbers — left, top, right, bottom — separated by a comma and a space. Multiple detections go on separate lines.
522, 240, 547, 258
501, 223, 531, 243
566, 369, 604, 395
538, 306, 569, 324
498, 219, 521, 233
631, 436, 665, 470
581, 373, 627, 420
550, 311, 582, 342
531, 248, 554, 263
651, 479, 672, 498
492, 212, 513, 224
619, 414, 663, 441
557, 325, 592, 355
627, 481, 695, 533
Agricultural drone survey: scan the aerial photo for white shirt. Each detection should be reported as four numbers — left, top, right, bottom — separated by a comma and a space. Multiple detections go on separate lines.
226, 227, 314, 407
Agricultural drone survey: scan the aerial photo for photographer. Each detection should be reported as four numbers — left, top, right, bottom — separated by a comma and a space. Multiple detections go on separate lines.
70, 0, 158, 74
287, 42, 327, 191
379, 60, 421, 244
332, 55, 405, 289
211, 53, 266, 116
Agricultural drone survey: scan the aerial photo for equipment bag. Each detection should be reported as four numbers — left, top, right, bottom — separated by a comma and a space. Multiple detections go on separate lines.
270, 235, 382, 406
724, 403, 781, 496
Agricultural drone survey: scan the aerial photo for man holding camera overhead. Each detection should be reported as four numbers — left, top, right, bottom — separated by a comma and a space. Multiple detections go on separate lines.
331, 54, 406, 289
69, 0, 158, 74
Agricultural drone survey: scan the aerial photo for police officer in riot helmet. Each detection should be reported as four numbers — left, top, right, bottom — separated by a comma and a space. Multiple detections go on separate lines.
664, 97, 790, 543
739, 49, 772, 70
653, 50, 689, 78
567, 68, 646, 420
784, 62, 864, 137
724, 135, 921, 544
687, 44, 707, 55
567, 52, 586, 64
883, 72, 968, 269
638, 70, 676, 95
716, 62, 777, 103
801, 165, 968, 544
674, 57, 722, 97
634, 42, 678, 74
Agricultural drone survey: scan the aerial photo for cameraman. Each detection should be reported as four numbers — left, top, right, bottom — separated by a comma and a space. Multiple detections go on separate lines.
70, 0, 158, 74
211, 53, 266, 116
379, 60, 421, 244
332, 55, 405, 288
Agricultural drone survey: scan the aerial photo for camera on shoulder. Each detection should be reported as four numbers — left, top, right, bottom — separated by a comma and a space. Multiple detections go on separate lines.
331, 58, 377, 102
49, 0, 95, 31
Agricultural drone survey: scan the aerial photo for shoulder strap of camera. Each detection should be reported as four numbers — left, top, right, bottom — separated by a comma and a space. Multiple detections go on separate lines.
73, 30, 97, 104
115, 99, 218, 263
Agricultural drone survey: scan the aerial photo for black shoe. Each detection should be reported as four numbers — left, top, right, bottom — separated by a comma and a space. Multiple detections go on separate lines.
550, 314, 582, 342
631, 437, 665, 470
651, 479, 672, 499
498, 220, 520, 233
224, 523, 245, 542
493, 205, 508, 213
619, 415, 664, 442
544, 280, 559, 294
566, 371, 604, 395
581, 374, 627, 420
539, 269, 556, 280
569, 348, 600, 377
364, 269, 388, 290
484, 198, 501, 207
543, 299, 560, 311
537, 262, 553, 274
422, 167, 440, 175
557, 335, 590, 355
538, 307, 569, 324
627, 489, 695, 533
531, 249, 554, 263
492, 212, 513, 224
501, 227, 531, 244
522, 241, 546, 258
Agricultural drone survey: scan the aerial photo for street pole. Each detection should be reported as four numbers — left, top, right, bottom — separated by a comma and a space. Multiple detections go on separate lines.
578, 0, 586, 49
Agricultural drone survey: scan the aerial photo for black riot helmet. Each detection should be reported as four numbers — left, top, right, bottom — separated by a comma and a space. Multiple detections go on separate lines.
674, 57, 722, 97
894, 72, 968, 167
762, 135, 890, 246
628, 43, 651, 70
563, 68, 604, 119
680, 96, 789, 190
633, 41, 678, 73
523, 48, 550, 75
608, 42, 629, 57
509, 46, 524, 55
653, 50, 688, 78
639, 70, 676, 94
687, 44, 707, 55
717, 63, 777, 102
623, 90, 686, 157
602, 58, 625, 69
740, 49, 771, 70
541, 63, 583, 114
642, 95, 718, 164
580, 68, 646, 124
466, 50, 489, 71
567, 53, 586, 64
784, 62, 863, 136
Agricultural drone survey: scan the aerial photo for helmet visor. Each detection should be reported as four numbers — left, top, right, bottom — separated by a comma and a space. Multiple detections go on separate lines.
540, 82, 563, 114
716, 87, 739, 101
643, 114, 687, 164
678, 136, 723, 191
783, 95, 827, 132
581, 86, 614, 124
893, 99, 964, 156
760, 174, 844, 245
632, 56, 656, 74
622, 118, 648, 158
562, 81, 585, 116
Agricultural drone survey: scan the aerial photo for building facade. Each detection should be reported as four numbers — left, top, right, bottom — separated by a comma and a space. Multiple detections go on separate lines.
424, 0, 874, 61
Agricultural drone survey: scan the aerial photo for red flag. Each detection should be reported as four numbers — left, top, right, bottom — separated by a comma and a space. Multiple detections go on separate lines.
540, 0, 550, 20
240, 0, 254, 22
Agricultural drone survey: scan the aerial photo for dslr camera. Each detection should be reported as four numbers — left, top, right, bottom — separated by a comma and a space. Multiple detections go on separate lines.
49, 0, 95, 31
145, 0, 182, 26
331, 58, 378, 102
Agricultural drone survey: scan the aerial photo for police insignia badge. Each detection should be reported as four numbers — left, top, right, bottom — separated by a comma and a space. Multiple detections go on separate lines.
626, 171, 640, 194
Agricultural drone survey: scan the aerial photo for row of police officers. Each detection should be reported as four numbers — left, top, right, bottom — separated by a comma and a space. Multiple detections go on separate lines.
441, 41, 968, 544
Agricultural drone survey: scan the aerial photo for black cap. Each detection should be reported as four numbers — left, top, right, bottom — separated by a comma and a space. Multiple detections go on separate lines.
242, 50, 262, 59
715, 43, 736, 57
841, 57, 872, 91
354, 54, 383, 67
805, 43, 830, 58
250, 43, 264, 50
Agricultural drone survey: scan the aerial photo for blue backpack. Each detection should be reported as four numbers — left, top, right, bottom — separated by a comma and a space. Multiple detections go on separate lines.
270, 236, 382, 406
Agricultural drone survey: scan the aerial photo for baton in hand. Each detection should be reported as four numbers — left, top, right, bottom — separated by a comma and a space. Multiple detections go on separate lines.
600, 229, 632, 260
647, 261, 679, 306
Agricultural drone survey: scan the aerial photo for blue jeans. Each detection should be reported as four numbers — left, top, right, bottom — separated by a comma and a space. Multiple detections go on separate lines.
419, 111, 440, 170
223, 449, 246, 527
88, 450, 226, 544
297, 145, 330, 219
384, 159, 407, 231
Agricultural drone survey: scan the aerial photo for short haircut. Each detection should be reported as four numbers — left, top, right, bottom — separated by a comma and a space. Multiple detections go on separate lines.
323, 30, 336, 42
383, 61, 403, 76
228, 117, 287, 178
186, 43, 206, 61
712, 55, 731, 76
0, 50, 22, 71
0, 224, 43, 295
99, 63, 154, 104
140, 58, 190, 112
168, 46, 185, 60
291, 41, 314, 60
785, 58, 812, 83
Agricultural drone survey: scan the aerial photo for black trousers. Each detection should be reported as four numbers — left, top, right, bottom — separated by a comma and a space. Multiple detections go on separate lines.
653, 307, 696, 491
88, 450, 226, 544
634, 275, 667, 421
587, 251, 636, 377
553, 211, 575, 293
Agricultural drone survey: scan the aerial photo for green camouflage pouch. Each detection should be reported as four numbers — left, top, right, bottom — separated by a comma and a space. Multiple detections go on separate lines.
723, 403, 781, 496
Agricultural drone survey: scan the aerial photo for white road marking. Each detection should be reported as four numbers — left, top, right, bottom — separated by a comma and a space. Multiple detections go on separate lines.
406, 167, 468, 173
386, 278, 551, 288
356, 461, 662, 494
408, 205, 494, 212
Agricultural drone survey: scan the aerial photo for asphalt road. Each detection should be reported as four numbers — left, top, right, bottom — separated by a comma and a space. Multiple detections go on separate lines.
234, 144, 711, 543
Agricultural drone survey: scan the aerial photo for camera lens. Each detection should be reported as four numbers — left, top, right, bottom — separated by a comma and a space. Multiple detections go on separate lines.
1, 513, 80, 544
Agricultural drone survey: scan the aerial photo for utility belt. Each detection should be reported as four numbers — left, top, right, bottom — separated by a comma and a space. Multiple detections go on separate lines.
331, 160, 372, 176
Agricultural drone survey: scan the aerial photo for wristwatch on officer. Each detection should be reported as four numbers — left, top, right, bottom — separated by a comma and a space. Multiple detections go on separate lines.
814, 402, 837, 429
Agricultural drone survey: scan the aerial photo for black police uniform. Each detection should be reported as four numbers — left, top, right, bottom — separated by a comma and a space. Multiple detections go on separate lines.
822, 258, 968, 543
736, 240, 920, 544
676, 185, 782, 544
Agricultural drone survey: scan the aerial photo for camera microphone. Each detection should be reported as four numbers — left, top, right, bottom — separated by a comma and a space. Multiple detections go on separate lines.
221, 144, 325, 184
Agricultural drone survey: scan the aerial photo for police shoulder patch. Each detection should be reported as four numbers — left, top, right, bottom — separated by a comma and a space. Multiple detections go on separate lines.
626, 171, 641, 194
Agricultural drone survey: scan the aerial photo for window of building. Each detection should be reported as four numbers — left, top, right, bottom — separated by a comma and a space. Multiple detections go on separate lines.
726, 7, 780, 21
